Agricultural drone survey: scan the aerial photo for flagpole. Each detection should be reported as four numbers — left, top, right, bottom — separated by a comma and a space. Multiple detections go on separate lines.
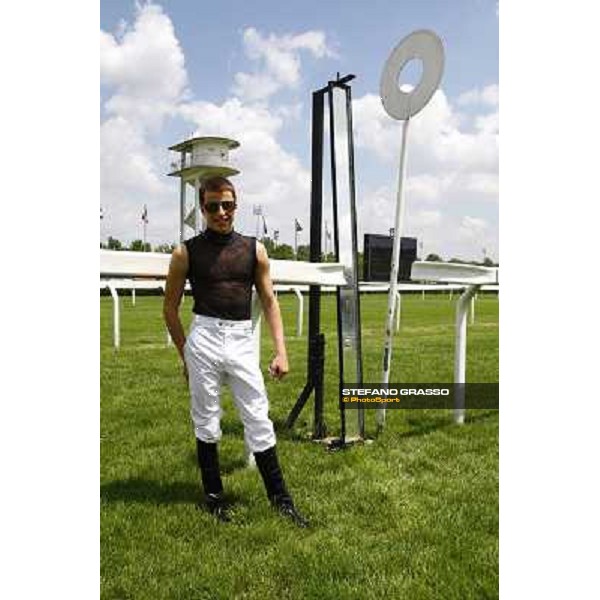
142, 204, 147, 250
294, 218, 302, 258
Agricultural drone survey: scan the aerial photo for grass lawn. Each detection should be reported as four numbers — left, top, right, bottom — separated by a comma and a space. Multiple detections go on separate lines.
101, 291, 499, 599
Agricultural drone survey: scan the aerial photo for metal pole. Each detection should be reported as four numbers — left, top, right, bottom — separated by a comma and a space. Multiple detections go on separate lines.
345, 81, 365, 439
309, 89, 325, 438
108, 283, 120, 349
293, 287, 303, 337
179, 151, 186, 243
194, 177, 201, 236
328, 84, 344, 438
286, 89, 325, 434
454, 284, 479, 424
378, 118, 410, 429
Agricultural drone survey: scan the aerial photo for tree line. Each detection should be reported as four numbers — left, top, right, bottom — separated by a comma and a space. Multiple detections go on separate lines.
101, 237, 173, 253
424, 253, 498, 267
100, 237, 497, 267
99, 236, 329, 260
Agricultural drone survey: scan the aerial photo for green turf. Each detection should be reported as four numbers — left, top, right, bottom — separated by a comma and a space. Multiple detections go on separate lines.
101, 292, 498, 599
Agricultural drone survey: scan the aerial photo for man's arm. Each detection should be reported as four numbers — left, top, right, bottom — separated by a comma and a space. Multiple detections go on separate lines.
163, 244, 189, 362
254, 241, 289, 379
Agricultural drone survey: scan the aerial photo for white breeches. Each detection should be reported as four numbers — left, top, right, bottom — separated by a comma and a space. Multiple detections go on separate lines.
183, 314, 276, 453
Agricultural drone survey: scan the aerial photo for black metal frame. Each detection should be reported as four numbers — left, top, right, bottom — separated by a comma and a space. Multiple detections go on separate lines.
285, 74, 364, 442
285, 87, 327, 437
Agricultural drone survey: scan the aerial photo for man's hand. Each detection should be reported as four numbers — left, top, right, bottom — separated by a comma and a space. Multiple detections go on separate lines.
182, 361, 189, 385
268, 353, 289, 380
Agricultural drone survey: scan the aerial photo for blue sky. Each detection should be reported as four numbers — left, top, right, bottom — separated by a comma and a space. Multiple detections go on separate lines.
100, 0, 498, 260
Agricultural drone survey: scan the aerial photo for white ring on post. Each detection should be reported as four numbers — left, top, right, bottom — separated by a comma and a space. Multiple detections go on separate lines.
380, 29, 445, 120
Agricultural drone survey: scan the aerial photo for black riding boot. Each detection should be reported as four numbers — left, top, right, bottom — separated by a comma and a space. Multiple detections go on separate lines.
196, 439, 230, 522
254, 445, 309, 528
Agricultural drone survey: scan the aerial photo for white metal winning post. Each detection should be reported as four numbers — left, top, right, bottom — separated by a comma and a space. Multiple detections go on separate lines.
377, 30, 445, 429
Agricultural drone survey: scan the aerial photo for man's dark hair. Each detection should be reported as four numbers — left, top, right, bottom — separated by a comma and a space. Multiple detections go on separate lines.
199, 176, 237, 206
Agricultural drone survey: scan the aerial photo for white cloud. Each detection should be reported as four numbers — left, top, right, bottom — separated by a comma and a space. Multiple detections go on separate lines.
405, 174, 452, 202
413, 209, 442, 228
101, 117, 165, 196
352, 94, 400, 163
232, 27, 336, 101
406, 175, 442, 201
353, 89, 497, 173
273, 102, 303, 122
482, 85, 499, 106
458, 216, 489, 250
232, 72, 281, 102
100, 2, 189, 243
178, 98, 283, 138
177, 98, 311, 243
100, 114, 179, 244
464, 173, 499, 196
457, 84, 499, 108
352, 88, 498, 187
350, 84, 498, 260
100, 2, 188, 130
474, 111, 499, 135
461, 215, 487, 232
100, 9, 321, 246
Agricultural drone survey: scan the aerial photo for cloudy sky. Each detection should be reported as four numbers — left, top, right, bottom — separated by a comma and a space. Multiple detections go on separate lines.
100, 0, 498, 261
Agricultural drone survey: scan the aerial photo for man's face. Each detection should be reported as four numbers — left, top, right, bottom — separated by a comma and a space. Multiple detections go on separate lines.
201, 189, 236, 234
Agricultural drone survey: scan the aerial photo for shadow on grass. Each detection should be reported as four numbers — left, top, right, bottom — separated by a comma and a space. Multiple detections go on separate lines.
101, 478, 246, 506
272, 416, 316, 443
185, 450, 248, 475
101, 478, 199, 504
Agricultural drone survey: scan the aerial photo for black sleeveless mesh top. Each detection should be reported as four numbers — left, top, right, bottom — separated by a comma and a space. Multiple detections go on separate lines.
184, 229, 257, 320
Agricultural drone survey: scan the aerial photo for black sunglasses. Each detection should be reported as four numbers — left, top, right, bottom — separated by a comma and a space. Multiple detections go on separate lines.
204, 200, 237, 214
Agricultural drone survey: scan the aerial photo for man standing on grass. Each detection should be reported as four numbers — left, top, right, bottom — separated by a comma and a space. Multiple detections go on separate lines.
163, 175, 308, 527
